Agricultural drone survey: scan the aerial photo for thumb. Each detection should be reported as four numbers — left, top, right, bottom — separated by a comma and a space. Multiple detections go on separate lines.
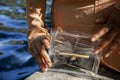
42, 39, 50, 49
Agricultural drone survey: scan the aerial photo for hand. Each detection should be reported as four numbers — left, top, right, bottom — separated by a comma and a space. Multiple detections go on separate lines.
29, 36, 52, 71
91, 7, 120, 55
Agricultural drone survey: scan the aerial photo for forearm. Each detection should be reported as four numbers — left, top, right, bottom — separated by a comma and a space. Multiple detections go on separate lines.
26, 0, 49, 46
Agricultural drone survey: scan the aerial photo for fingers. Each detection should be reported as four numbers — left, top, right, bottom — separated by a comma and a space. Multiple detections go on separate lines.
40, 46, 52, 67
94, 30, 117, 54
104, 34, 120, 58
36, 55, 47, 71
91, 26, 111, 42
31, 45, 47, 71
35, 42, 52, 71
41, 39, 52, 69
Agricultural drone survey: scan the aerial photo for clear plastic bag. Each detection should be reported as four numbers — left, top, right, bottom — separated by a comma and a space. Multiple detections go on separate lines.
48, 28, 112, 80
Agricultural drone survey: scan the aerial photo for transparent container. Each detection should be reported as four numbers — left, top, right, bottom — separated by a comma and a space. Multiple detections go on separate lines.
48, 29, 112, 80
49, 28, 101, 73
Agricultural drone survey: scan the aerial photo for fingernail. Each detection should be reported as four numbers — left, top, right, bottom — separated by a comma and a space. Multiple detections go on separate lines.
48, 62, 52, 67
96, 18, 101, 23
95, 50, 99, 54
45, 43, 50, 49
105, 53, 110, 58
105, 51, 112, 58
44, 68, 48, 71
47, 60, 52, 67
47, 45, 50, 49
42, 66, 48, 72
96, 17, 104, 23
91, 37, 96, 42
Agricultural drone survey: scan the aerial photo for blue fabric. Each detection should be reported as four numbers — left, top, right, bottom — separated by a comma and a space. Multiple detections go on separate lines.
1, 64, 39, 80
0, 0, 52, 80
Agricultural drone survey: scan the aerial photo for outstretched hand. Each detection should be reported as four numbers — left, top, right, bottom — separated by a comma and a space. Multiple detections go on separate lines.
91, 7, 120, 56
